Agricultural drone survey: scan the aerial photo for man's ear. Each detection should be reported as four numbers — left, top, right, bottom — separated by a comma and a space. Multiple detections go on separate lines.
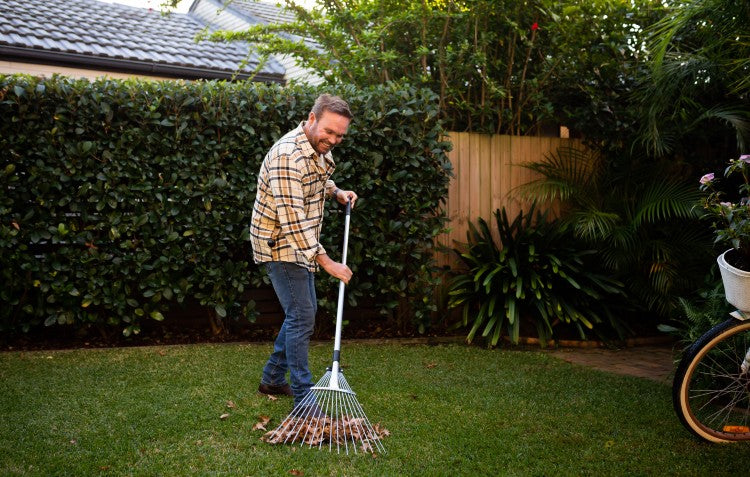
307, 111, 316, 125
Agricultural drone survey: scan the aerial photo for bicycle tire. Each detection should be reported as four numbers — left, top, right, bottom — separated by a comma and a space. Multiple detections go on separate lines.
673, 317, 750, 442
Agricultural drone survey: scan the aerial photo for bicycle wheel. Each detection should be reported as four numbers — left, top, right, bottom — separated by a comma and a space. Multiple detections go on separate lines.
673, 317, 750, 442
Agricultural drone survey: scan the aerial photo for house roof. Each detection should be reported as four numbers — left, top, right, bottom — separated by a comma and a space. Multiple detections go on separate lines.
222, 0, 298, 25
189, 0, 323, 85
0, 0, 286, 82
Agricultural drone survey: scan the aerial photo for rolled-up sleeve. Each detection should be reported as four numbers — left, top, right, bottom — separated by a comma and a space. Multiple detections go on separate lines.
325, 179, 337, 197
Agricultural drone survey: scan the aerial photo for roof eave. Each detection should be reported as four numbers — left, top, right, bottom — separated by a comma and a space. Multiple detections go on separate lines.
0, 45, 285, 84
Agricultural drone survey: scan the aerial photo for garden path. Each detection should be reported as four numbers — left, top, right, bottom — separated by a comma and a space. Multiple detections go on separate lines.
548, 344, 676, 384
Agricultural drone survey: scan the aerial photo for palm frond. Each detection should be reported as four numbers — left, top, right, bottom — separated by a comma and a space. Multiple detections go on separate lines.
690, 104, 750, 153
516, 146, 602, 203
646, 0, 740, 73
566, 209, 620, 243
632, 180, 703, 226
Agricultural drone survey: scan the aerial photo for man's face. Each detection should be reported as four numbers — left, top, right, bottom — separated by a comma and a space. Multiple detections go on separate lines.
305, 110, 350, 155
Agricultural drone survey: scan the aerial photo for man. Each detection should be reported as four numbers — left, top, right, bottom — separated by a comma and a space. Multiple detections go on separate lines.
250, 94, 358, 407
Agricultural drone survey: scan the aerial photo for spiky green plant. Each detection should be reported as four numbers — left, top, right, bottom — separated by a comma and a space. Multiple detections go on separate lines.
447, 203, 625, 347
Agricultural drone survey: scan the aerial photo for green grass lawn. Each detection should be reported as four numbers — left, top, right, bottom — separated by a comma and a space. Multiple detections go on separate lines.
2, 341, 749, 476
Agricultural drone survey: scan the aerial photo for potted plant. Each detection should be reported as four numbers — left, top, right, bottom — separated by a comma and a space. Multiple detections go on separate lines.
700, 154, 750, 311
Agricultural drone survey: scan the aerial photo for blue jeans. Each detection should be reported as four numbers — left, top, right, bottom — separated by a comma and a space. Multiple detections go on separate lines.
261, 262, 317, 405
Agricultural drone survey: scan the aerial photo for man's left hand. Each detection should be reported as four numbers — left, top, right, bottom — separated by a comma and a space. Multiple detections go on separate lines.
335, 189, 358, 208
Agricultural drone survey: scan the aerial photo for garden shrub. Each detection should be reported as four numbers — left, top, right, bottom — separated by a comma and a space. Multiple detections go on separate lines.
0, 75, 452, 336
660, 273, 734, 353
448, 204, 627, 347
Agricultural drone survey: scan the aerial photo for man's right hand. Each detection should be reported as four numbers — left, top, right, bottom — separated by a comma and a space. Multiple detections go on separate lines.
316, 253, 353, 284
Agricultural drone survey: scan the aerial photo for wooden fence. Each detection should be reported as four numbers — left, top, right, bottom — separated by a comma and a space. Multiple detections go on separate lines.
435, 132, 585, 268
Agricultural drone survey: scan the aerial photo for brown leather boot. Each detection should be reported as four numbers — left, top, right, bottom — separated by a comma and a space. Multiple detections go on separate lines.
258, 382, 294, 396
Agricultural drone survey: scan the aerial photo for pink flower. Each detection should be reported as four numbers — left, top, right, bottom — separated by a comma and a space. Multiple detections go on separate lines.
700, 173, 714, 185
531, 22, 539, 31
740, 154, 750, 163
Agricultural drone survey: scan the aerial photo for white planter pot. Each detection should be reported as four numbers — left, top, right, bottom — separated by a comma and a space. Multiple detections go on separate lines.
717, 249, 750, 312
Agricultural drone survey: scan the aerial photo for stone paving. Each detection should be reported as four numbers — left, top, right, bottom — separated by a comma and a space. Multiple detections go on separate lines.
548, 343, 678, 385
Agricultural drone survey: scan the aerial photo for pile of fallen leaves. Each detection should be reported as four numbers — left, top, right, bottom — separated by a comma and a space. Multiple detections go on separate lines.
258, 415, 390, 453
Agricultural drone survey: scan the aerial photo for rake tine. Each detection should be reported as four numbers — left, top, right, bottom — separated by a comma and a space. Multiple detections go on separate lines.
320, 387, 334, 452
338, 390, 350, 454
342, 392, 356, 454
331, 391, 339, 453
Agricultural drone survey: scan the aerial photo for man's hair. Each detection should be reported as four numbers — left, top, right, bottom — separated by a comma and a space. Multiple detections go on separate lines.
311, 94, 352, 120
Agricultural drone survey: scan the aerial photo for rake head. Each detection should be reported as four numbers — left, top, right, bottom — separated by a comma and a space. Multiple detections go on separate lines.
262, 369, 387, 454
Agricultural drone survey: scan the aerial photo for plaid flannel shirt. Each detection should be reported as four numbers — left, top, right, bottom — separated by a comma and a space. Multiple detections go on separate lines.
250, 122, 337, 271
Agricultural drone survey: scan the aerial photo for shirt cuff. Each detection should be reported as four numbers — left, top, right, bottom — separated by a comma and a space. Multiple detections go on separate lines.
301, 243, 325, 265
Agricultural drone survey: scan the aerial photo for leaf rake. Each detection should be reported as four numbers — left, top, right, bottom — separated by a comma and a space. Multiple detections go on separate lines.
262, 201, 387, 454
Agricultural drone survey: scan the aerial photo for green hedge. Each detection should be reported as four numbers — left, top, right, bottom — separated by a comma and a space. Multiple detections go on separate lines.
0, 75, 452, 336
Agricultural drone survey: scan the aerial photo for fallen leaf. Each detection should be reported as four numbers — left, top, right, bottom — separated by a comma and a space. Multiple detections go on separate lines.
157, 350, 167, 356
289, 470, 304, 476
226, 400, 237, 409
12, 221, 20, 230
253, 415, 271, 431
267, 394, 278, 401
373, 423, 391, 438
425, 362, 437, 369
220, 413, 230, 420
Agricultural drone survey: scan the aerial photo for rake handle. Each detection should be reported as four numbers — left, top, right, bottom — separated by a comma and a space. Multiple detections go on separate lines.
331, 200, 351, 379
